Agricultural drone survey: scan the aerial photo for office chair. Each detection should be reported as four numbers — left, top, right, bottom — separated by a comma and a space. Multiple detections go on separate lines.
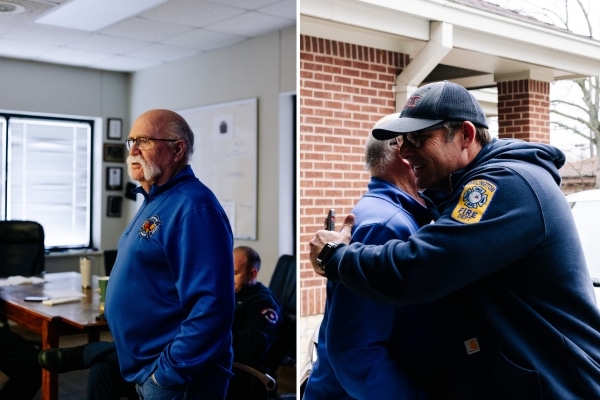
268, 254, 296, 367
103, 249, 118, 276
0, 220, 45, 278
268, 255, 296, 318
227, 362, 277, 400
0, 220, 45, 332
267, 254, 297, 398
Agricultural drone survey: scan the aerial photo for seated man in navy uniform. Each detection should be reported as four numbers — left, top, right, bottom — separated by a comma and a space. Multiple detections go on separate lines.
226, 245, 283, 399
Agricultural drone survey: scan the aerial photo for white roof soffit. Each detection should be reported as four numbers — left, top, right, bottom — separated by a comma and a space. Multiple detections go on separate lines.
300, 0, 600, 83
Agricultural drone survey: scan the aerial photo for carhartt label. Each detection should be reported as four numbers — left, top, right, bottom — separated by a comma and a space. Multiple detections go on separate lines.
0, 370, 8, 390
464, 337, 481, 355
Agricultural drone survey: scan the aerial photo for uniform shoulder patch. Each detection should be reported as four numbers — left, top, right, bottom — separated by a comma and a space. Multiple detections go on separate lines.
261, 307, 279, 325
451, 179, 497, 224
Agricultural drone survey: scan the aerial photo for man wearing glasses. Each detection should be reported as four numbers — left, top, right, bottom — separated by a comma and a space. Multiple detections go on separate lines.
304, 115, 449, 399
309, 81, 600, 398
106, 109, 235, 400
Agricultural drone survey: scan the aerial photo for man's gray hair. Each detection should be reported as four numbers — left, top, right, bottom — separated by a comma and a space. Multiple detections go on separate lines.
365, 113, 401, 176
166, 117, 194, 160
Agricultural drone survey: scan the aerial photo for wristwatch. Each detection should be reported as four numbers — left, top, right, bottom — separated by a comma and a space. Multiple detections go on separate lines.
316, 241, 340, 273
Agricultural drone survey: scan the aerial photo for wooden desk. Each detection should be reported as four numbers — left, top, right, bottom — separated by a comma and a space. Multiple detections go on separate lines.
0, 272, 108, 400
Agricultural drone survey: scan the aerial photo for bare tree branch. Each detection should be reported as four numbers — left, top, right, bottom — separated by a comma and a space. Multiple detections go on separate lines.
495, 0, 600, 188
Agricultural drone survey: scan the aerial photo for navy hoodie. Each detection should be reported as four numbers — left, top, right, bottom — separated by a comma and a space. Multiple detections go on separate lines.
325, 139, 600, 399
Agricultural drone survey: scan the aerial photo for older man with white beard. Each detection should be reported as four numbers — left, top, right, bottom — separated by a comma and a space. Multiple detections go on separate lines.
105, 109, 235, 400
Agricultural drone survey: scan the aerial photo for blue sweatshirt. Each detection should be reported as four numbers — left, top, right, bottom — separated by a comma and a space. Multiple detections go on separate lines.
106, 165, 234, 395
305, 177, 448, 399
324, 139, 600, 399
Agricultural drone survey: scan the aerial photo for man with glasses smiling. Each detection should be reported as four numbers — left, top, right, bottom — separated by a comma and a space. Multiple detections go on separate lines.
309, 81, 600, 398
105, 109, 235, 400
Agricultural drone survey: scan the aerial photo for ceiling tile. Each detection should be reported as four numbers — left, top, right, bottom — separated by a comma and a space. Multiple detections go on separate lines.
36, 47, 114, 66
100, 17, 194, 42
91, 55, 163, 72
128, 43, 198, 61
164, 28, 246, 50
3, 23, 88, 46
67, 34, 147, 54
141, 0, 245, 28
0, 0, 295, 71
260, 0, 296, 19
212, 0, 282, 9
0, 38, 54, 58
208, 11, 292, 37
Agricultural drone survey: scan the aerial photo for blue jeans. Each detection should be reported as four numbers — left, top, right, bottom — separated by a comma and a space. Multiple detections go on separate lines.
136, 375, 226, 400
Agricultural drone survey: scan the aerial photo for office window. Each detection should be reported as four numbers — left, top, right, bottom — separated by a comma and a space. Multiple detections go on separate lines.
1, 115, 92, 249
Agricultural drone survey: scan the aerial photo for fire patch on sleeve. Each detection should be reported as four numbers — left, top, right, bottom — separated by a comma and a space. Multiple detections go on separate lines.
451, 179, 497, 224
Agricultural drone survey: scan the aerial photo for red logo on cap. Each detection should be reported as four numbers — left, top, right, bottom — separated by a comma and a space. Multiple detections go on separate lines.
405, 95, 421, 109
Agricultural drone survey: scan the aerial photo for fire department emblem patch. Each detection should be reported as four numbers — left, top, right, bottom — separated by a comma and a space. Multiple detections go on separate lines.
451, 180, 497, 224
139, 215, 161, 239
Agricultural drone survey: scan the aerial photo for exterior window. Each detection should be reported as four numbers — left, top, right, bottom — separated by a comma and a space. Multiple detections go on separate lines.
1, 115, 93, 249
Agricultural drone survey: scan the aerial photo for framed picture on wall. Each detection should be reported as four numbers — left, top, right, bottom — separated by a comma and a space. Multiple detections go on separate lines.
107, 118, 123, 140
107, 196, 123, 217
106, 167, 123, 191
103, 143, 126, 162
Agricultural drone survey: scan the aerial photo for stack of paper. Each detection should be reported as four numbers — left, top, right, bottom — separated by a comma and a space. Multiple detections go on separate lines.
0, 276, 45, 287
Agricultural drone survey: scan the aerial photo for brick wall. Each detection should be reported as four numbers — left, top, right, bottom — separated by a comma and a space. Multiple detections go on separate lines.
299, 35, 408, 317
497, 79, 550, 143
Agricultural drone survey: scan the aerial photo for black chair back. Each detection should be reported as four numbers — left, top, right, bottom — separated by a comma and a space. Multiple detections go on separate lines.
265, 254, 297, 370
103, 249, 118, 276
0, 220, 45, 278
268, 255, 296, 317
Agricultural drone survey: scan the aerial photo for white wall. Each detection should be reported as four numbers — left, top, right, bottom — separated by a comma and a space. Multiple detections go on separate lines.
0, 25, 296, 282
127, 27, 296, 279
0, 60, 129, 118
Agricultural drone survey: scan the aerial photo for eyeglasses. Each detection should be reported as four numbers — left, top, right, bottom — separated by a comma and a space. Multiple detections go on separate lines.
394, 122, 446, 149
126, 137, 178, 150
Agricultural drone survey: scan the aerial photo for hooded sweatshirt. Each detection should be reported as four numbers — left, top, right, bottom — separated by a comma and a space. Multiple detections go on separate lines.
325, 139, 600, 399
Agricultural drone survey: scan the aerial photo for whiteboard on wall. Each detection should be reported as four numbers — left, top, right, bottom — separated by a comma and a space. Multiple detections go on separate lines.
179, 98, 257, 240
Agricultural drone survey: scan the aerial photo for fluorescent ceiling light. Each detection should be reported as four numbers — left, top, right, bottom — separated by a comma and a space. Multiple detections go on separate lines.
35, 0, 169, 32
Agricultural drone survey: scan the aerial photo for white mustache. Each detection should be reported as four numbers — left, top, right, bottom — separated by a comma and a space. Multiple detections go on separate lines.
127, 155, 157, 181
127, 155, 145, 167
